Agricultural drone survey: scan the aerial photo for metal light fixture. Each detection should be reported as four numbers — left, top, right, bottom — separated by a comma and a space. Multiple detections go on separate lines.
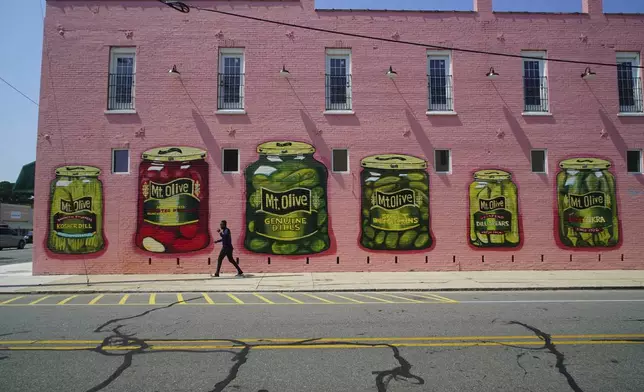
279, 65, 291, 78
168, 65, 180, 76
386, 66, 398, 80
581, 67, 596, 80
486, 67, 499, 79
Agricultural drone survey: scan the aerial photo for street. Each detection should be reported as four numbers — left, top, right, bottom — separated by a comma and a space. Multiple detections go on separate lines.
0, 245, 32, 265
0, 290, 643, 391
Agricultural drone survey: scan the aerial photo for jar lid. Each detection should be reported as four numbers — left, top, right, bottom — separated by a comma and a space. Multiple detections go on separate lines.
55, 166, 101, 177
473, 170, 511, 181
142, 147, 207, 162
559, 158, 611, 170
361, 154, 427, 170
257, 141, 315, 155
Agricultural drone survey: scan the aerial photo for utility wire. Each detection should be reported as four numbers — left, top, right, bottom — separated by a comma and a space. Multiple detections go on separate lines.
0, 75, 39, 106
157, 0, 642, 69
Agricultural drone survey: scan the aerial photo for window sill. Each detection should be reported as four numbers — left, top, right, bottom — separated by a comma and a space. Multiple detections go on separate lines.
426, 111, 457, 116
112, 172, 130, 175
522, 112, 552, 116
618, 112, 644, 117
323, 110, 355, 115
216, 109, 247, 115
104, 109, 137, 114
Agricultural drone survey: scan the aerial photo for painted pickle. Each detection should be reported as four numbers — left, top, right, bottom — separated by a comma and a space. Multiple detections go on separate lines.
360, 154, 431, 250
557, 158, 619, 248
244, 141, 330, 255
469, 170, 520, 248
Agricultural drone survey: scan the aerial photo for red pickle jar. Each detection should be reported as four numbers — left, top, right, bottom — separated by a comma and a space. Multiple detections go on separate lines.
135, 147, 210, 253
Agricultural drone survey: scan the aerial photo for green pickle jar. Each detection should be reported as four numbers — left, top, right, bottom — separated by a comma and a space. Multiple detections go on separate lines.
360, 154, 431, 251
469, 170, 520, 248
244, 141, 330, 255
557, 158, 619, 248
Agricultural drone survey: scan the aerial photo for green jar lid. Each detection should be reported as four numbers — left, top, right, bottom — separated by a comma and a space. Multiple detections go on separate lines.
142, 147, 206, 162
55, 166, 101, 177
473, 170, 511, 181
257, 141, 315, 155
559, 158, 611, 170
361, 154, 427, 170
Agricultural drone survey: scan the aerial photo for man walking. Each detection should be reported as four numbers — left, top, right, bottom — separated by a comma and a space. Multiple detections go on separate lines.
212, 220, 244, 277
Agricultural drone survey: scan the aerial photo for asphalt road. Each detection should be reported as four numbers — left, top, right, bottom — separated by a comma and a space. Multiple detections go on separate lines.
0, 245, 32, 265
1, 290, 643, 392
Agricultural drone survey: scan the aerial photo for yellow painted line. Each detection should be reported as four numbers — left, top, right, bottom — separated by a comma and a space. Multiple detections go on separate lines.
57, 295, 79, 305
29, 295, 53, 305
88, 294, 104, 305
302, 293, 335, 304
329, 293, 364, 303
0, 296, 24, 304
0, 340, 103, 344
415, 293, 460, 303
149, 293, 156, 305
253, 293, 274, 304
177, 293, 186, 304
227, 294, 245, 304
118, 294, 130, 305
202, 293, 215, 304
277, 293, 304, 304
354, 293, 394, 303
380, 293, 424, 303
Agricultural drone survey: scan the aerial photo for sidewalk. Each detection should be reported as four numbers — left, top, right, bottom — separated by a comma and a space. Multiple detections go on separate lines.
1, 263, 644, 293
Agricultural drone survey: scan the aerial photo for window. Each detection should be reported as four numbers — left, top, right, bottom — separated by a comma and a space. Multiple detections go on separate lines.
522, 51, 548, 113
222, 148, 240, 173
218, 48, 245, 111
434, 149, 451, 173
531, 149, 547, 173
325, 49, 352, 111
108, 47, 136, 111
627, 150, 642, 173
427, 51, 453, 112
332, 149, 349, 173
617, 52, 643, 113
112, 149, 130, 174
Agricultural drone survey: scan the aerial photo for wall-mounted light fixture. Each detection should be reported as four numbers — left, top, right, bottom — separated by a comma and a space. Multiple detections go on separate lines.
386, 66, 397, 80
279, 65, 291, 78
168, 65, 180, 77
581, 67, 596, 80
486, 67, 499, 79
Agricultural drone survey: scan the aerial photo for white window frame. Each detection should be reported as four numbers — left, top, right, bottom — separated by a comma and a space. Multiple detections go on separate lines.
111, 148, 130, 174
107, 47, 136, 112
616, 52, 642, 114
521, 51, 549, 113
325, 49, 352, 112
427, 50, 454, 113
434, 149, 452, 174
218, 48, 245, 113
530, 149, 548, 174
222, 148, 240, 174
627, 149, 642, 174
331, 148, 350, 173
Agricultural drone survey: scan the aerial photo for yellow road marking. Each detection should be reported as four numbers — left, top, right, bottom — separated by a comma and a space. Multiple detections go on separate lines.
380, 293, 423, 303
253, 293, 274, 304
329, 293, 364, 303
302, 293, 335, 304
88, 294, 104, 305
414, 293, 459, 303
149, 294, 156, 305
277, 293, 304, 304
228, 294, 245, 304
202, 293, 215, 304
57, 295, 79, 305
177, 293, 186, 304
118, 294, 130, 305
0, 296, 24, 304
29, 295, 53, 305
354, 293, 394, 303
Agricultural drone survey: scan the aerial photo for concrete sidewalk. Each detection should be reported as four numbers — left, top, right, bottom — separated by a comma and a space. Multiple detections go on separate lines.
1, 263, 644, 293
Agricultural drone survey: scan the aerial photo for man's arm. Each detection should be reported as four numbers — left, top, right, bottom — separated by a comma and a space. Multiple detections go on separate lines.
215, 228, 229, 243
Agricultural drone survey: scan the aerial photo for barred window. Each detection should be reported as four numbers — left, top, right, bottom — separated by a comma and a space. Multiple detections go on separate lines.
107, 47, 135, 111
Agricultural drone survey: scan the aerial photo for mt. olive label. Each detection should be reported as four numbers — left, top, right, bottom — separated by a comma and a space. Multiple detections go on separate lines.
142, 178, 200, 227
479, 197, 505, 212
567, 192, 605, 210
373, 189, 416, 210
147, 179, 194, 200
261, 188, 311, 215
60, 197, 92, 213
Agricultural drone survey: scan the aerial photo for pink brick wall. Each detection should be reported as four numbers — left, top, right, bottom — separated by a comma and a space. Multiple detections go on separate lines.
34, 0, 644, 274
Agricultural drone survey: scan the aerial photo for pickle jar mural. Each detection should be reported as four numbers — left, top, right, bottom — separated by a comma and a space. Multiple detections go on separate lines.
48, 166, 105, 254
556, 158, 619, 248
469, 170, 520, 248
135, 147, 210, 253
244, 141, 330, 255
360, 154, 431, 251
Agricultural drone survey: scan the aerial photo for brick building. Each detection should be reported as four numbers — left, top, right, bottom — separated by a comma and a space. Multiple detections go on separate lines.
34, 0, 644, 274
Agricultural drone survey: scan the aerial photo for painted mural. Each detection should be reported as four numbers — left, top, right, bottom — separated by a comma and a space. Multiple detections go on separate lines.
244, 141, 330, 255
47, 166, 105, 254
360, 154, 432, 250
135, 147, 211, 253
469, 169, 520, 248
556, 157, 619, 248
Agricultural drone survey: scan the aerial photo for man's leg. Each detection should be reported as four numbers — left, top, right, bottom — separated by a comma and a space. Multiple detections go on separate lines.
214, 249, 226, 276
226, 249, 243, 274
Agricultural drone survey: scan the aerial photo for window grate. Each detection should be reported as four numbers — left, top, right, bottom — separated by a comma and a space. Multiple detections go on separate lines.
523, 76, 548, 112
427, 74, 453, 111
218, 72, 245, 110
325, 74, 352, 111
107, 73, 135, 110
618, 71, 643, 113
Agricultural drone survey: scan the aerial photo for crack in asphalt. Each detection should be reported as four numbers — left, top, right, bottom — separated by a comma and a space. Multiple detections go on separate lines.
516, 352, 529, 378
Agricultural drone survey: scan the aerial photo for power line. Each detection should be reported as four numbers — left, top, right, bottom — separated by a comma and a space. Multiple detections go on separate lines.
0, 75, 39, 106
157, 0, 642, 69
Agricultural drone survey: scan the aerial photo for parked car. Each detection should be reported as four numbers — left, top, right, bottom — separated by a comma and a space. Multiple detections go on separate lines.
24, 231, 33, 244
0, 225, 26, 250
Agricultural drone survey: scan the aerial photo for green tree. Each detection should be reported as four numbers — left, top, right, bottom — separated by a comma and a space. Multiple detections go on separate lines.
0, 181, 33, 205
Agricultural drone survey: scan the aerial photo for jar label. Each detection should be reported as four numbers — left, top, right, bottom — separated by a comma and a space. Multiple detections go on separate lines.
254, 187, 318, 240
369, 188, 420, 231
142, 178, 200, 226
563, 192, 612, 232
474, 197, 511, 234
53, 196, 97, 238
566, 192, 606, 209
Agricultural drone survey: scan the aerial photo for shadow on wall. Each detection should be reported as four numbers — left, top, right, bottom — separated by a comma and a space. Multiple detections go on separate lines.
599, 110, 644, 186
299, 109, 346, 189
404, 109, 450, 187
192, 109, 233, 186
324, 113, 361, 126
503, 106, 549, 185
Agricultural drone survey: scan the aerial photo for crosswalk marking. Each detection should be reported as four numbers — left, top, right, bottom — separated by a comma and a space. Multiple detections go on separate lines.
278, 293, 304, 304
354, 293, 394, 303
0, 296, 24, 304
253, 293, 275, 304
118, 294, 130, 305
177, 293, 186, 304
57, 295, 79, 305
380, 293, 423, 303
149, 293, 156, 305
202, 293, 215, 304
302, 293, 335, 304
329, 293, 364, 303
88, 294, 104, 305
29, 295, 53, 305
228, 294, 245, 304
413, 293, 459, 303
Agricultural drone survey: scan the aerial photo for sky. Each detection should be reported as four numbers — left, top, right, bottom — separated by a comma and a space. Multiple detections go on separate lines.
1, 1, 644, 182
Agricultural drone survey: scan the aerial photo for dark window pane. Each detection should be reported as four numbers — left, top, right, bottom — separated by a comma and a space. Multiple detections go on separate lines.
223, 149, 239, 173
0, 228, 9, 235
435, 150, 450, 172
531, 150, 546, 173
112, 150, 129, 173
627, 150, 641, 173
332, 149, 349, 172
